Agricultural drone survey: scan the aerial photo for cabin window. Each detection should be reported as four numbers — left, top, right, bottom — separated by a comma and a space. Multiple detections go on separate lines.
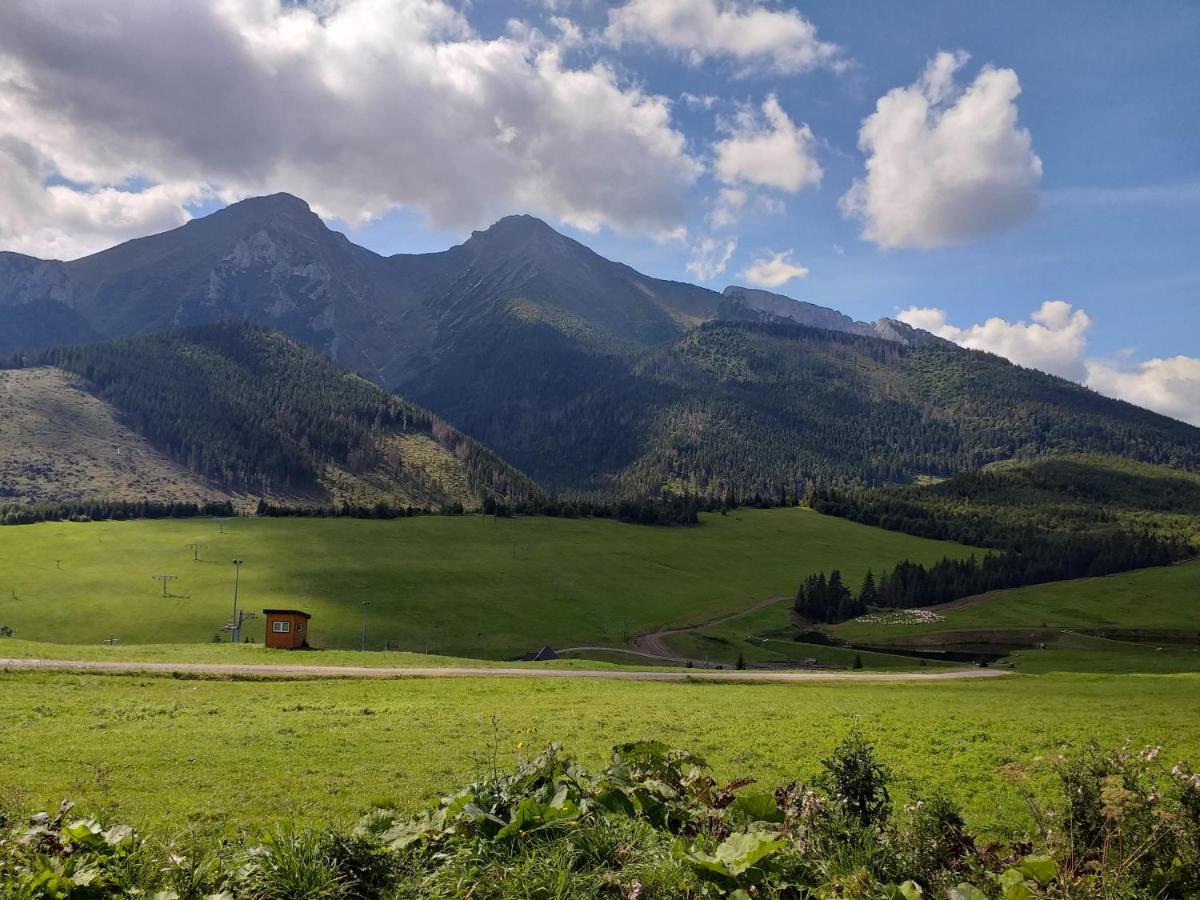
272, 621, 292, 633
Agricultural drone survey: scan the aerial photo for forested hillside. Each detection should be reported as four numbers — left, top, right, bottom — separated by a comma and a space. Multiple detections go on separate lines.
812, 454, 1200, 548
5, 325, 540, 508
484, 322, 1200, 496
792, 455, 1200, 624
3, 195, 1199, 501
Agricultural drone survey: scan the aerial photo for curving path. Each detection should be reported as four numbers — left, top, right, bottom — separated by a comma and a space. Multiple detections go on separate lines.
0, 657, 1010, 683
628, 594, 791, 661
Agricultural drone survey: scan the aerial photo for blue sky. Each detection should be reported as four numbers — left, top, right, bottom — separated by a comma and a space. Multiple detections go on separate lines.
348, 1, 1200, 362
1, 0, 1197, 421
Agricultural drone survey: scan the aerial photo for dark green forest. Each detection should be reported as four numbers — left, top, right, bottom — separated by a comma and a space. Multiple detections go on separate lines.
5, 324, 541, 504
795, 455, 1200, 623
458, 321, 1200, 498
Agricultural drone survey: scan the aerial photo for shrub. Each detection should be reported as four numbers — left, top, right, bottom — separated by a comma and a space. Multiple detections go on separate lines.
816, 727, 892, 828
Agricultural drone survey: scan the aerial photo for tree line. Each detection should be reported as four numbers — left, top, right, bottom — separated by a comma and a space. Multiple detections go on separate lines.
0, 499, 235, 527
795, 530, 1191, 624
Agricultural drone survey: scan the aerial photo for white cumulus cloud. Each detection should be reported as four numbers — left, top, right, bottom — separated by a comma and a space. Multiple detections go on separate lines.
605, 0, 845, 75
741, 250, 809, 288
900, 300, 1091, 381
897, 302, 1200, 426
841, 51, 1042, 249
1085, 356, 1200, 427
0, 0, 702, 258
686, 235, 737, 280
714, 95, 822, 193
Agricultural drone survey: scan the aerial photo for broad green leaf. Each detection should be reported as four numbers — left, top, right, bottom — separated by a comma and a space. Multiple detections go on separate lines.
948, 885, 988, 900
1018, 854, 1057, 886
1001, 884, 1036, 900
731, 792, 785, 824
685, 830, 786, 878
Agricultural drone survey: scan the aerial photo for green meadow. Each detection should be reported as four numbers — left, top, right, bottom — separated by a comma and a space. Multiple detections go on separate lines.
829, 558, 1200, 645
0, 509, 976, 657
2, 668, 1197, 838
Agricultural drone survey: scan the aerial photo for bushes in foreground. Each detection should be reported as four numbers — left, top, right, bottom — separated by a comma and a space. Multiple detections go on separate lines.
2, 733, 1198, 898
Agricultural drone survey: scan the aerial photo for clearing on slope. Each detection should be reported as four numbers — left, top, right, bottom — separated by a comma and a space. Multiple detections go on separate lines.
4, 323, 540, 509
0, 367, 229, 506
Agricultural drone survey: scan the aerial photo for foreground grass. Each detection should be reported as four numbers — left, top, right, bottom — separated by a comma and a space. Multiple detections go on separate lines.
2, 669, 1196, 838
830, 558, 1200, 645
0, 509, 977, 656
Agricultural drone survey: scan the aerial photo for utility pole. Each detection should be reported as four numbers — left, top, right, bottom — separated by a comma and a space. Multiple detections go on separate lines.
231, 558, 244, 642
224, 609, 257, 643
361, 600, 370, 652
153, 574, 178, 597
187, 542, 208, 562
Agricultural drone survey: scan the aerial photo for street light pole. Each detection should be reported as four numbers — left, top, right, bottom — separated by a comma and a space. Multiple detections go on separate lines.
231, 558, 244, 642
361, 600, 370, 652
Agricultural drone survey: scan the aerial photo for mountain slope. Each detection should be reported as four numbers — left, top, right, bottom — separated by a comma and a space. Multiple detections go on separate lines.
499, 321, 1200, 495
6, 324, 540, 508
0, 366, 229, 505
3, 195, 1199, 499
0, 197, 721, 385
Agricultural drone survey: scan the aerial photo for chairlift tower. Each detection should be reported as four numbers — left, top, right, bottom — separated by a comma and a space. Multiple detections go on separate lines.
153, 574, 178, 597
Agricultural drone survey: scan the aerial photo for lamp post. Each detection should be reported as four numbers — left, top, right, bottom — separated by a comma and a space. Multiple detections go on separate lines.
361, 600, 370, 652
231, 558, 244, 642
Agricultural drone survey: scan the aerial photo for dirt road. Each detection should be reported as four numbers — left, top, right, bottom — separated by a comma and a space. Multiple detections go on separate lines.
630, 594, 790, 661
0, 657, 1010, 683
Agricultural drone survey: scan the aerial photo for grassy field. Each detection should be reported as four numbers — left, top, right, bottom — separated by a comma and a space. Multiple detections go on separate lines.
1, 668, 1196, 839
0, 508, 976, 658
1006, 633, 1200, 674
829, 559, 1200, 645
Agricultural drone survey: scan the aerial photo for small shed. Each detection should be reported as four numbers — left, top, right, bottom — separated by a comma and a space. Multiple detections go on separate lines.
262, 609, 311, 649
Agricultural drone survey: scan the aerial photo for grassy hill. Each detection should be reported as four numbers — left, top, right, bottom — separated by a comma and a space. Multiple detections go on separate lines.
0, 508, 977, 656
0, 367, 230, 505
829, 558, 1200, 645
3, 324, 539, 509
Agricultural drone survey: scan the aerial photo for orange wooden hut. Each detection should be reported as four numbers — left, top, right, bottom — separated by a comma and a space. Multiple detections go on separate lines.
262, 609, 311, 649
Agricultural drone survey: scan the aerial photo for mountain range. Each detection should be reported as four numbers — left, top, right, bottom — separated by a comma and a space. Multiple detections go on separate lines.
3, 193, 1199, 502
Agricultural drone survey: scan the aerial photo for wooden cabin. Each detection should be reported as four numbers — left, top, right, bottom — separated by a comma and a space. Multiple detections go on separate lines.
262, 609, 311, 649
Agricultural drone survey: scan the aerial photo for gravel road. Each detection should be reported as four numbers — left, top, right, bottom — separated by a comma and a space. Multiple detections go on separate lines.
0, 657, 1011, 683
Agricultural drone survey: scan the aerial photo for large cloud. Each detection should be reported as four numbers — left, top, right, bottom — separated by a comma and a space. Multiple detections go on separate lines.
841, 51, 1042, 249
900, 301, 1091, 381
713, 95, 822, 193
605, 0, 845, 75
0, 0, 702, 258
898, 302, 1200, 426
